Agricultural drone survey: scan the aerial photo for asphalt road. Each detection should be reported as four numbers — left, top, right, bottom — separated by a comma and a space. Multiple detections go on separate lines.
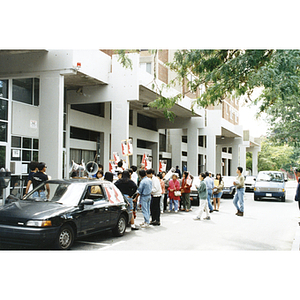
71, 180, 300, 251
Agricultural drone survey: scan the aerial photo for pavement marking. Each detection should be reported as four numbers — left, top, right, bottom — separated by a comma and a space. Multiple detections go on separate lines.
98, 240, 125, 251
77, 241, 110, 246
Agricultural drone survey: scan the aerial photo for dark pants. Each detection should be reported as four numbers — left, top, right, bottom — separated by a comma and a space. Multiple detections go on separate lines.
163, 194, 168, 211
298, 201, 300, 210
151, 196, 161, 222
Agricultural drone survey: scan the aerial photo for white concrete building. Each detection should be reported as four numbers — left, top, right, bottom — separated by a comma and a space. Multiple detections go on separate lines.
0, 49, 260, 200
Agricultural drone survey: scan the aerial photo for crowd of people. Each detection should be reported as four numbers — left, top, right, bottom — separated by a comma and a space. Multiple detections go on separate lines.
101, 159, 246, 230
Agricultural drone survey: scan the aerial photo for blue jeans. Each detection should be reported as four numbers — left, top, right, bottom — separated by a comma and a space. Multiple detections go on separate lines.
141, 196, 151, 224
169, 199, 179, 211
233, 188, 245, 212
32, 191, 46, 200
207, 189, 213, 211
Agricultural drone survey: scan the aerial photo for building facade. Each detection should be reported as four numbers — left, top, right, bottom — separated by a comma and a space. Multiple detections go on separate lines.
0, 49, 260, 199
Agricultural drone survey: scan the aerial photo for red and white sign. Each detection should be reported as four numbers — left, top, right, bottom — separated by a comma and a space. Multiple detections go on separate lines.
159, 160, 167, 173
121, 139, 133, 156
142, 154, 152, 170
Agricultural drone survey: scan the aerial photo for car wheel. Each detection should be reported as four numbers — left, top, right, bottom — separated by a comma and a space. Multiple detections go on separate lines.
112, 214, 127, 237
280, 196, 285, 202
55, 224, 74, 250
254, 195, 258, 201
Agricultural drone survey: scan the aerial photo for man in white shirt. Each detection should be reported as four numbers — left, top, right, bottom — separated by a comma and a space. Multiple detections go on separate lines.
146, 169, 162, 226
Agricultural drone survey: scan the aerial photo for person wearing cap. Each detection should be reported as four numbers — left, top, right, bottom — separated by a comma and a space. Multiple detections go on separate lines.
294, 168, 300, 209
31, 162, 50, 199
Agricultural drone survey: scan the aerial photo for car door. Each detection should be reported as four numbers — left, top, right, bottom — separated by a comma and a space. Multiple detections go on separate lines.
102, 182, 125, 227
78, 184, 111, 235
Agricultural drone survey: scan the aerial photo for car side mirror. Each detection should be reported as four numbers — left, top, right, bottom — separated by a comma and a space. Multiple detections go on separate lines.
253, 178, 256, 181
81, 199, 94, 206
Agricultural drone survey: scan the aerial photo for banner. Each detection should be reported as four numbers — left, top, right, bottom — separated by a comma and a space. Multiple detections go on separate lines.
159, 160, 167, 173
142, 154, 152, 170
121, 140, 128, 156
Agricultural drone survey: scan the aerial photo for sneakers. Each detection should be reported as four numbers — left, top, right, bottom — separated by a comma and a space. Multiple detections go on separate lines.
161, 210, 164, 214
150, 221, 161, 226
175, 210, 178, 213
237, 211, 244, 217
140, 222, 150, 228
168, 210, 171, 212
194, 217, 201, 221
131, 224, 140, 230
204, 216, 211, 220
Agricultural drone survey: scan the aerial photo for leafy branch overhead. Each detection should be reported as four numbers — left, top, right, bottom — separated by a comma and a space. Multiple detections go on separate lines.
117, 49, 300, 144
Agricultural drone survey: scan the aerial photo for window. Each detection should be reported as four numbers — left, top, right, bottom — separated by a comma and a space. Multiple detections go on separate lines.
182, 136, 187, 143
129, 109, 133, 125
0, 99, 8, 142
198, 135, 204, 147
70, 149, 96, 165
0, 80, 8, 99
12, 78, 39, 106
228, 147, 232, 154
71, 103, 105, 118
222, 147, 227, 153
86, 185, 105, 201
70, 127, 100, 142
11, 136, 39, 163
140, 62, 152, 74
182, 151, 187, 156
137, 114, 157, 131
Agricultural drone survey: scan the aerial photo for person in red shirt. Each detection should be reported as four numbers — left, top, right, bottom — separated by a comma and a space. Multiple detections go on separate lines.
180, 171, 192, 212
168, 173, 181, 213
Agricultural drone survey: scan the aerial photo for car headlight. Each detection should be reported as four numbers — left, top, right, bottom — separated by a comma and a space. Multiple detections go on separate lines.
26, 220, 52, 227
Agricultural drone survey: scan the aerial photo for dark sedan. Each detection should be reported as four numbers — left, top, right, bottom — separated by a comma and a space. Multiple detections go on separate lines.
0, 179, 132, 250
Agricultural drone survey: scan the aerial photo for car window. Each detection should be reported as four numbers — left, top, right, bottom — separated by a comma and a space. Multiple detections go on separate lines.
85, 185, 106, 202
257, 172, 283, 182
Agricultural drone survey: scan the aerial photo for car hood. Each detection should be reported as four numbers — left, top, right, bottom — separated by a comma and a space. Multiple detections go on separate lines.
255, 181, 284, 189
0, 200, 72, 223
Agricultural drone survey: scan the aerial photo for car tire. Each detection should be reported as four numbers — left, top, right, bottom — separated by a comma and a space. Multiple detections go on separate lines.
112, 214, 127, 237
54, 224, 74, 250
254, 195, 259, 201
280, 196, 285, 202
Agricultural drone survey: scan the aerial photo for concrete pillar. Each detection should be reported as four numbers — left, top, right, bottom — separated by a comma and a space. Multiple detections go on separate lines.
150, 142, 159, 173
170, 129, 182, 168
187, 124, 198, 176
252, 147, 259, 175
231, 143, 240, 175
207, 135, 216, 174
111, 99, 129, 161
239, 145, 247, 175
39, 71, 64, 179
215, 145, 222, 175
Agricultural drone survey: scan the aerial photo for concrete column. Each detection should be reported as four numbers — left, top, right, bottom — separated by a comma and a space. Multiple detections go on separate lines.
215, 145, 222, 175
39, 72, 64, 179
239, 145, 247, 175
170, 129, 182, 168
231, 143, 240, 175
187, 124, 198, 176
150, 142, 159, 173
207, 135, 216, 174
252, 147, 259, 176
111, 99, 129, 161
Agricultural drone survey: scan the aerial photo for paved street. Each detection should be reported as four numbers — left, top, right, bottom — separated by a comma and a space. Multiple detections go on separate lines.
71, 181, 300, 251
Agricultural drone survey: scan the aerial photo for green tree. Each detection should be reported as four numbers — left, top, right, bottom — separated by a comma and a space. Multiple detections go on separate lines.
257, 137, 297, 173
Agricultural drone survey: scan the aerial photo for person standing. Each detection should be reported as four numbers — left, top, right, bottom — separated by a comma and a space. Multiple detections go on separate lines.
134, 169, 152, 228
175, 166, 182, 179
181, 171, 192, 212
233, 167, 245, 216
194, 173, 210, 221
168, 173, 181, 213
131, 165, 138, 185
115, 170, 139, 230
31, 162, 50, 199
25, 161, 39, 195
212, 173, 224, 211
104, 171, 114, 182
147, 169, 162, 226
158, 173, 166, 214
204, 171, 214, 213
162, 171, 169, 212
294, 167, 300, 210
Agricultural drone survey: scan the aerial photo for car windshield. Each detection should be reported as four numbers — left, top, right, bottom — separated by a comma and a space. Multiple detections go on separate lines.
24, 182, 85, 205
256, 172, 283, 182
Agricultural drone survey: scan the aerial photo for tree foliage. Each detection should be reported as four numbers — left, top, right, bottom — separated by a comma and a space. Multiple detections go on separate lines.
256, 137, 300, 173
